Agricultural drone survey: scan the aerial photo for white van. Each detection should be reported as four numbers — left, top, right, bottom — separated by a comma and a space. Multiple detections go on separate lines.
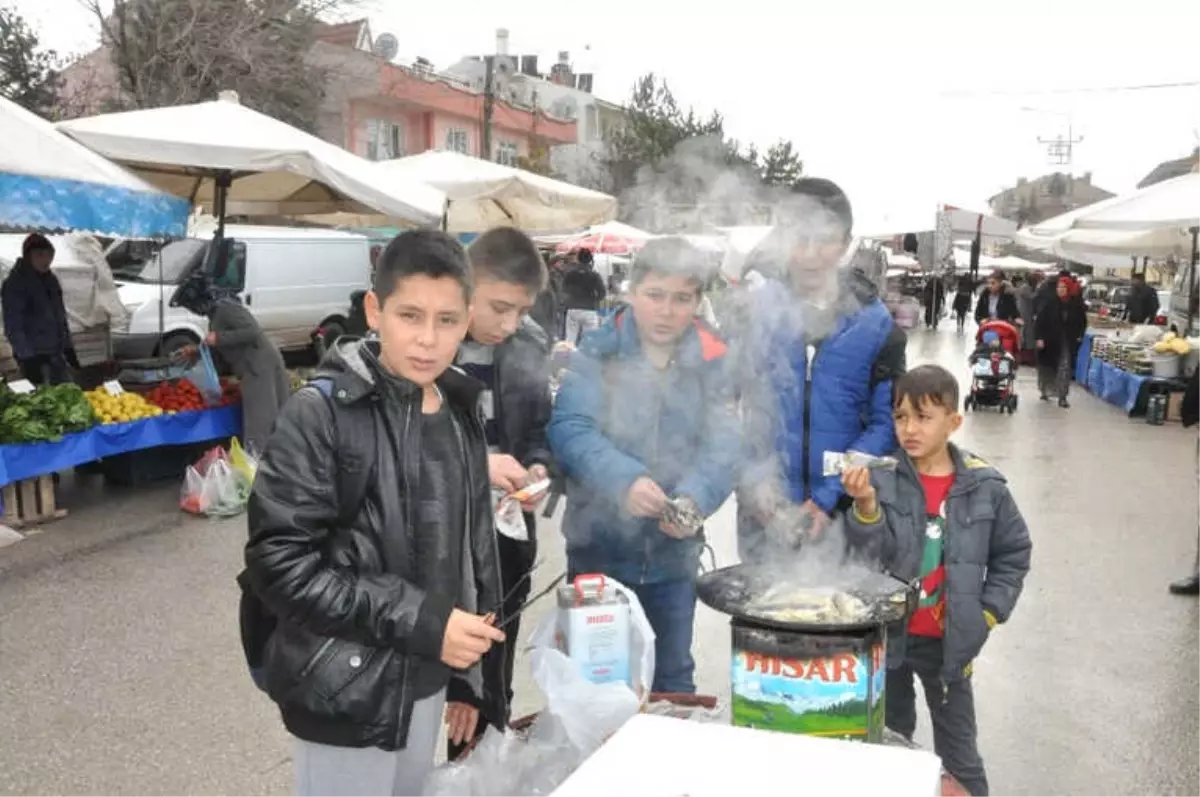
109, 225, 372, 359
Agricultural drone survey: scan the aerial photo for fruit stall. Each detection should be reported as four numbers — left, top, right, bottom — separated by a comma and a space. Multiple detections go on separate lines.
0, 375, 242, 528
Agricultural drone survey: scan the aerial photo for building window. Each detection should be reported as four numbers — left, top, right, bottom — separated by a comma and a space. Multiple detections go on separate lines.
366, 119, 405, 161
584, 105, 600, 141
495, 140, 519, 167
445, 128, 469, 154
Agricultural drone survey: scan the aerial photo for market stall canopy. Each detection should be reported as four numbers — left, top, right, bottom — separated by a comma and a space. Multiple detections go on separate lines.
547, 220, 655, 255
373, 151, 615, 233
0, 96, 189, 238
57, 94, 446, 227
1069, 172, 1200, 231
1015, 185, 1194, 260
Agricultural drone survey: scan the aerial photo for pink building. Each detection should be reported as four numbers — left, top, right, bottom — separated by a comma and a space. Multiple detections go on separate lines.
58, 19, 576, 165
313, 21, 577, 163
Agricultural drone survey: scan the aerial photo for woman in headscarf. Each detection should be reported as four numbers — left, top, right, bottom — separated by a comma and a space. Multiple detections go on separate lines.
1035, 274, 1087, 408
176, 287, 290, 453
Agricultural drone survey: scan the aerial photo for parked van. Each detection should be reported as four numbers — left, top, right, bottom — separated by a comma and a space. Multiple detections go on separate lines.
1168, 260, 1199, 337
109, 225, 372, 359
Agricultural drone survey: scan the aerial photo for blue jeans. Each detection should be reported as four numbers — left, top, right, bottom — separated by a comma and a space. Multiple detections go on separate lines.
630, 579, 697, 694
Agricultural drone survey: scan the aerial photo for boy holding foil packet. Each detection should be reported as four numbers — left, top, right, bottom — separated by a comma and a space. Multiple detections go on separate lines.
841, 364, 1032, 796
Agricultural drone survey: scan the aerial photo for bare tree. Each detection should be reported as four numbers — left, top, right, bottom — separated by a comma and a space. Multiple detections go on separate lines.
82, 0, 360, 132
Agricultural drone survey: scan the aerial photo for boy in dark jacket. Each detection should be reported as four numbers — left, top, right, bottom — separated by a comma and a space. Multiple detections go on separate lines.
548, 236, 739, 694
449, 226, 554, 758
842, 365, 1032, 796
243, 230, 506, 796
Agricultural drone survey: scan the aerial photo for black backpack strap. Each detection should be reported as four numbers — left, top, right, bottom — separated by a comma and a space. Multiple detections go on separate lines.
310, 378, 375, 527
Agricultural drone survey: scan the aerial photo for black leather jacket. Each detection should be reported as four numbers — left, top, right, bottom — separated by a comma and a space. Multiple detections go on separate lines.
244, 340, 506, 751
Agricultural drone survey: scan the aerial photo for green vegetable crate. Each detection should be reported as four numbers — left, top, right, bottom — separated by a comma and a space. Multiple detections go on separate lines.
1, 475, 67, 529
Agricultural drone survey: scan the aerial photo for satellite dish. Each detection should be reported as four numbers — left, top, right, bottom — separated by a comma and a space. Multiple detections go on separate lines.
373, 33, 399, 62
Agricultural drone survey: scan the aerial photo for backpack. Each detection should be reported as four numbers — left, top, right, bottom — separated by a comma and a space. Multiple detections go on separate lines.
237, 377, 376, 691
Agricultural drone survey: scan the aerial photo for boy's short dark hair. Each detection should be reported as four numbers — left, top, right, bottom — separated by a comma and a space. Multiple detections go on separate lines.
467, 227, 547, 293
894, 364, 960, 411
373, 229, 472, 303
629, 236, 714, 293
783, 177, 854, 241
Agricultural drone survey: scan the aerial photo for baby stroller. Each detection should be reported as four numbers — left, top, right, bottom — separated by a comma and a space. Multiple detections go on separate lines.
965, 320, 1020, 413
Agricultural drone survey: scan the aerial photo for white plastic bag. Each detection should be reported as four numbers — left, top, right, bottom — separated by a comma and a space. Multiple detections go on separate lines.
530, 647, 640, 753
527, 575, 656, 701
492, 488, 528, 541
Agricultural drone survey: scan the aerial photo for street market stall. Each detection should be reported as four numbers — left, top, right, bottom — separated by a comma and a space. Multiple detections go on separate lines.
0, 96, 204, 527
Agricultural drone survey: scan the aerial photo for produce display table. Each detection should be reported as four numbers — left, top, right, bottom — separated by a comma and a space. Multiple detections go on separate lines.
1075, 330, 1193, 417
0, 405, 241, 487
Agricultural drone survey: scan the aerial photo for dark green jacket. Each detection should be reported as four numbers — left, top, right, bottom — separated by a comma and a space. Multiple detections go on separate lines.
845, 444, 1032, 684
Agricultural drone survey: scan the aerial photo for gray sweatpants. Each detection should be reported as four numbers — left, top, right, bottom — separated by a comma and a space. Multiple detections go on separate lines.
293, 690, 446, 797
886, 636, 988, 796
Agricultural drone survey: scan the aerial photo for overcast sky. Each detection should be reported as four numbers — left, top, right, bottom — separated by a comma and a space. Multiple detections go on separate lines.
16, 0, 1200, 229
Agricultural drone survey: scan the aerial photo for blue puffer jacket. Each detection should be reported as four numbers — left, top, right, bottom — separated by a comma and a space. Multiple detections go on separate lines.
737, 270, 905, 559
548, 309, 739, 585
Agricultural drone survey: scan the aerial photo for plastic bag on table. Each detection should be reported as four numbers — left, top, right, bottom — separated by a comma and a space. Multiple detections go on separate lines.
184, 344, 223, 406
529, 647, 640, 755
527, 575, 656, 702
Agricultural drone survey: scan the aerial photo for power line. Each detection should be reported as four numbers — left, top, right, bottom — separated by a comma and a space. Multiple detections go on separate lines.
941, 80, 1200, 98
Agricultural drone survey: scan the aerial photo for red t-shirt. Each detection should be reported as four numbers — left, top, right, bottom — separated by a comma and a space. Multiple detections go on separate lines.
908, 473, 955, 638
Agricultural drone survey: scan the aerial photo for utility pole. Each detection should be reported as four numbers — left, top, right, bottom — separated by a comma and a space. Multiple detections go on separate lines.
482, 56, 495, 160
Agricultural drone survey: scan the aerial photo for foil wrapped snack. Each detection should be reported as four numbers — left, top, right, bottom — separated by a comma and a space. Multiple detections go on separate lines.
822, 450, 899, 478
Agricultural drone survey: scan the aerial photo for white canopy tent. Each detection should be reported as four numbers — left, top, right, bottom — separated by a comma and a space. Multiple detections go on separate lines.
1070, 172, 1200, 231
57, 93, 445, 228
375, 151, 615, 233
533, 220, 654, 247
0, 96, 188, 238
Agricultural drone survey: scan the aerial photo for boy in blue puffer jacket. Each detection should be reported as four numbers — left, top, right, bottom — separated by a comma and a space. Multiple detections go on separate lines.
548, 237, 739, 694
734, 178, 907, 561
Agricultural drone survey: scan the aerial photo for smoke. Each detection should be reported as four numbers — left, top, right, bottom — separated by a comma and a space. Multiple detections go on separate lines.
566, 133, 890, 589
617, 135, 772, 234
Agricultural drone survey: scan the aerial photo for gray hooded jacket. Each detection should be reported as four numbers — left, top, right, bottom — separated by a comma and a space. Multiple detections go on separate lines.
844, 444, 1032, 684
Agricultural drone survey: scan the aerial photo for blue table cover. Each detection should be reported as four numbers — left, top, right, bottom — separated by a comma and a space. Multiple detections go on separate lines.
1075, 331, 1095, 385
0, 405, 241, 487
1085, 358, 1148, 414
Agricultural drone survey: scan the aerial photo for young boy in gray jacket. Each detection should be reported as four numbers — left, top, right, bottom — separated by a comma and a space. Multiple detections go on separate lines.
841, 364, 1032, 796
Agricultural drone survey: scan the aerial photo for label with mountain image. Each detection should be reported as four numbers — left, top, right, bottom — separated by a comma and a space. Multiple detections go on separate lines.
730, 635, 886, 741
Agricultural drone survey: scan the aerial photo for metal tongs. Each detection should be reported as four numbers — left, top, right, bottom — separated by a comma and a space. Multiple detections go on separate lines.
482, 557, 566, 631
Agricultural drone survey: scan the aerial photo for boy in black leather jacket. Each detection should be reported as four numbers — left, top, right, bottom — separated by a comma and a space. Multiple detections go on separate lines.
243, 230, 506, 796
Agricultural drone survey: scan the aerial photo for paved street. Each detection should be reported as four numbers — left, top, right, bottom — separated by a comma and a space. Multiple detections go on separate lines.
0, 326, 1196, 796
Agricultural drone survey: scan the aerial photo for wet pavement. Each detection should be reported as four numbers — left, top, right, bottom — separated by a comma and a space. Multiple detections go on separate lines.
0, 325, 1196, 795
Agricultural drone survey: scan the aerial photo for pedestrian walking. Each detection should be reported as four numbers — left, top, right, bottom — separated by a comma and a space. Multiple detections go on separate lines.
239, 230, 506, 796
449, 227, 555, 760
952, 273, 974, 332
734, 178, 906, 561
560, 248, 606, 344
1014, 272, 1043, 366
1035, 275, 1087, 408
974, 270, 1021, 326
843, 364, 1032, 796
923, 272, 946, 329
548, 236, 739, 694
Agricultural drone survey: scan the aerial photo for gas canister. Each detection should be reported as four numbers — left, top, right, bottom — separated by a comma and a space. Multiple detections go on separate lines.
555, 574, 633, 687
